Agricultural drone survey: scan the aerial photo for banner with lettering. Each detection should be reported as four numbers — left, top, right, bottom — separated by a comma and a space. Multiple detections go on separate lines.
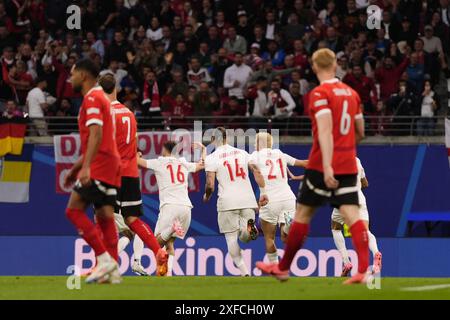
53, 132, 201, 194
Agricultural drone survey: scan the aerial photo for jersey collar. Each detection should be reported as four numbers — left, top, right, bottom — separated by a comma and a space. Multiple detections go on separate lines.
85, 85, 101, 96
320, 78, 339, 84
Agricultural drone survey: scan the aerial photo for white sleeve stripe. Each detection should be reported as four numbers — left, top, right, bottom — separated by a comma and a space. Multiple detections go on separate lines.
86, 119, 103, 126
314, 99, 328, 107
87, 107, 100, 115
355, 113, 363, 119
315, 108, 331, 119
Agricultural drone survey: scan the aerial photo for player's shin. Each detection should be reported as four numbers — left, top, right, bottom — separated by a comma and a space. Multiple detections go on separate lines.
278, 222, 309, 271
66, 208, 108, 257
367, 231, 379, 257
331, 229, 351, 264
97, 214, 119, 262
225, 231, 249, 276
128, 218, 161, 256
349, 220, 369, 274
118, 237, 130, 253
132, 235, 144, 263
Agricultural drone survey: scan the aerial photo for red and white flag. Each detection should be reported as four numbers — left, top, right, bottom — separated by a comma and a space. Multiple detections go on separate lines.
446, 118, 450, 167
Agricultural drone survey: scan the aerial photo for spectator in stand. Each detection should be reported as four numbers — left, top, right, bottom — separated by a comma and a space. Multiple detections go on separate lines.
86, 31, 105, 61
375, 55, 409, 101
214, 10, 230, 41
417, 80, 439, 136
104, 30, 133, 65
187, 56, 212, 89
167, 69, 189, 99
217, 95, 246, 129
266, 78, 295, 120
146, 17, 163, 42
205, 25, 222, 53
141, 69, 162, 127
223, 52, 252, 101
288, 81, 304, 115
100, 59, 128, 92
336, 53, 349, 79
168, 93, 193, 129
406, 52, 425, 94
8, 60, 32, 104
283, 13, 304, 43
236, 10, 252, 41
247, 76, 268, 128
386, 79, 419, 135
2, 99, 23, 119
26, 77, 52, 136
173, 41, 190, 72
223, 26, 247, 55
262, 40, 285, 67
192, 81, 218, 117
250, 59, 296, 84
210, 47, 231, 88
343, 64, 377, 114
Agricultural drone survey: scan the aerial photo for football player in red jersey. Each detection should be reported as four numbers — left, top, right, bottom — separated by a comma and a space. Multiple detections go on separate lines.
256, 48, 368, 284
63, 59, 121, 284
98, 74, 169, 276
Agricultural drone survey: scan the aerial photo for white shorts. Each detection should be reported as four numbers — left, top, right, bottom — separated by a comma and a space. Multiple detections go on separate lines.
155, 204, 191, 239
217, 208, 255, 234
114, 213, 130, 233
331, 204, 369, 225
259, 200, 296, 226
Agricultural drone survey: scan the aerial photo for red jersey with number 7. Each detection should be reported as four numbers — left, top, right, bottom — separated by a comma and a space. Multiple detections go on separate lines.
78, 87, 121, 186
111, 101, 139, 178
307, 78, 363, 175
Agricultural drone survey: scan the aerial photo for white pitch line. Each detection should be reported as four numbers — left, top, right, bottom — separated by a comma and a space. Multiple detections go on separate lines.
401, 284, 450, 292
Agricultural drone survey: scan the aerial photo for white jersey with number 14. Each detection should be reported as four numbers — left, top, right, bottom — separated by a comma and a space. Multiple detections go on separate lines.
205, 144, 258, 212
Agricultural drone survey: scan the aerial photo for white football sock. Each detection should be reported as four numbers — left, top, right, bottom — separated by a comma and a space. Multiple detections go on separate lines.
368, 231, 380, 257
267, 252, 279, 263
118, 236, 130, 253
332, 229, 351, 265
225, 231, 249, 276
238, 218, 251, 243
160, 226, 175, 242
167, 254, 174, 276
97, 252, 111, 264
133, 236, 144, 263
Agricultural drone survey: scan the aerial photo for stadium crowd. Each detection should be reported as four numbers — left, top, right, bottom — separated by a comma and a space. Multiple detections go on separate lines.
0, 0, 449, 136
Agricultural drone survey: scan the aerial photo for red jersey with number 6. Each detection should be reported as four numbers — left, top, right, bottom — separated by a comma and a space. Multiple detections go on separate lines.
78, 87, 121, 186
307, 78, 363, 175
111, 101, 139, 178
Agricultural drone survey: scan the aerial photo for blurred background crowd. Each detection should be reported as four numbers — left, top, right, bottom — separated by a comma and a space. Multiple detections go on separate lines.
0, 0, 449, 136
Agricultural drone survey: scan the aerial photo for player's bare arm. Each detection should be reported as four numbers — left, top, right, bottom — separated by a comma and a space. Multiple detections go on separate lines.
355, 116, 365, 143
136, 153, 148, 168
316, 111, 338, 189
294, 159, 308, 168
192, 142, 206, 171
287, 167, 304, 181
203, 171, 215, 202
79, 124, 102, 186
63, 155, 84, 188
249, 163, 269, 207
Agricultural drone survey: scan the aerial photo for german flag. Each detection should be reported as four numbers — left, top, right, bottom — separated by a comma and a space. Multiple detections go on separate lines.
0, 118, 28, 157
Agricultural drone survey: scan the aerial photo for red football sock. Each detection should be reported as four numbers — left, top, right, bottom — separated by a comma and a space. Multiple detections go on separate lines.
97, 215, 119, 262
279, 222, 309, 271
129, 218, 161, 256
350, 220, 369, 273
65, 208, 107, 257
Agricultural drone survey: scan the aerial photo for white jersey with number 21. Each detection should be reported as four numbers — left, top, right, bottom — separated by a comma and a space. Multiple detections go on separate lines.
205, 144, 258, 212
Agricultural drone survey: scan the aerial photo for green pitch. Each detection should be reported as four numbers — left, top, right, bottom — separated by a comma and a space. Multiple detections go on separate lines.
0, 276, 449, 300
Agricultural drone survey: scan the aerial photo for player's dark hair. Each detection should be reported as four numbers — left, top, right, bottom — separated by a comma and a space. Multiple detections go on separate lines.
74, 59, 99, 78
98, 73, 116, 94
163, 141, 177, 154
212, 127, 227, 144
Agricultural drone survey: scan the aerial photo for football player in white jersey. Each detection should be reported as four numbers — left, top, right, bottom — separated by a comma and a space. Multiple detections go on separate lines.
330, 157, 382, 276
204, 127, 269, 276
249, 132, 308, 264
138, 141, 205, 276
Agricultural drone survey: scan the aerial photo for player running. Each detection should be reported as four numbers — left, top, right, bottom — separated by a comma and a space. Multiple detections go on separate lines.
256, 48, 368, 284
204, 127, 268, 277
249, 132, 307, 264
98, 73, 168, 277
331, 157, 382, 276
63, 59, 121, 284
137, 141, 204, 276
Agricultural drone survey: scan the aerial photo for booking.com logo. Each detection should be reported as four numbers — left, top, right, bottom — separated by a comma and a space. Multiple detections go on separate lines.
366, 5, 382, 30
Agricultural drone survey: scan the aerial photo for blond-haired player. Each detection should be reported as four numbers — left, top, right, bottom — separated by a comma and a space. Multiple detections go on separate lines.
256, 48, 368, 284
249, 132, 307, 264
